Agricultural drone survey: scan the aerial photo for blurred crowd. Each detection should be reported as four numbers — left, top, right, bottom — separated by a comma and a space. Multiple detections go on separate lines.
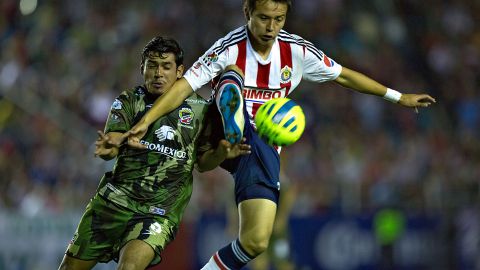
0, 0, 479, 231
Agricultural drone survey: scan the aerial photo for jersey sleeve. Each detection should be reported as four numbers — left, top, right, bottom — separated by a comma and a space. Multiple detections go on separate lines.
302, 40, 342, 83
104, 91, 135, 133
183, 39, 230, 91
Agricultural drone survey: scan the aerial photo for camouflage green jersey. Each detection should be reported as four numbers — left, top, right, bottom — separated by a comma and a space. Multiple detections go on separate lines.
97, 85, 214, 225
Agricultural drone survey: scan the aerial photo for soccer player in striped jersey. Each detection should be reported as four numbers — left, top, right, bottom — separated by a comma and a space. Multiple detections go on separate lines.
124, 1, 436, 269
58, 36, 250, 270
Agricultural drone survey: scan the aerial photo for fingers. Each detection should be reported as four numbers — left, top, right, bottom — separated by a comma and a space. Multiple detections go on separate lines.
417, 95, 436, 105
127, 136, 147, 149
417, 101, 432, 110
234, 140, 251, 155
237, 137, 251, 153
97, 130, 107, 140
239, 144, 251, 154
94, 148, 112, 158
108, 131, 130, 147
422, 95, 436, 103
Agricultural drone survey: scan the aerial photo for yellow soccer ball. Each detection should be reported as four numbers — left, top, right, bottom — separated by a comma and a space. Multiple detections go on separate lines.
254, 97, 305, 146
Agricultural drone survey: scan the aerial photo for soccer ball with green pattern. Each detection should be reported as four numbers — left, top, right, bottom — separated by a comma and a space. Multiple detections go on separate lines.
254, 97, 305, 146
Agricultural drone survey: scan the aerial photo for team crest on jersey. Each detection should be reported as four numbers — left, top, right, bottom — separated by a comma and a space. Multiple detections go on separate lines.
179, 108, 194, 125
280, 65, 292, 83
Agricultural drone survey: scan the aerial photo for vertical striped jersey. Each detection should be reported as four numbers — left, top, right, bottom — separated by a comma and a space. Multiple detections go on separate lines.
184, 25, 342, 126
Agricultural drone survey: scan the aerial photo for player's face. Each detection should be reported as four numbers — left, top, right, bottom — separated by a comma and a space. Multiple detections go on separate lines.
247, 0, 288, 50
143, 52, 184, 95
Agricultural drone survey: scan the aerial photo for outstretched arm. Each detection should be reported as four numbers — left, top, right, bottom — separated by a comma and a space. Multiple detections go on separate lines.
127, 78, 194, 148
334, 67, 436, 108
196, 138, 251, 172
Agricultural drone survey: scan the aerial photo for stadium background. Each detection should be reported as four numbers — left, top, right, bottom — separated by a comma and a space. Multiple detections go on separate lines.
0, 0, 478, 269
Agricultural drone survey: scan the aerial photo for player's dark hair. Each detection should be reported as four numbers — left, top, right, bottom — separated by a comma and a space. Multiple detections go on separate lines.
243, 0, 292, 16
141, 36, 184, 74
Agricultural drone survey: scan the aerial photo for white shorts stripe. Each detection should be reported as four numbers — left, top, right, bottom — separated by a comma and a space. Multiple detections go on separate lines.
232, 240, 250, 263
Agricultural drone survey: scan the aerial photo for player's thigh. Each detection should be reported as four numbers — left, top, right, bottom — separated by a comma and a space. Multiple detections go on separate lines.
238, 198, 277, 240
118, 216, 177, 266
117, 240, 155, 270
58, 254, 97, 270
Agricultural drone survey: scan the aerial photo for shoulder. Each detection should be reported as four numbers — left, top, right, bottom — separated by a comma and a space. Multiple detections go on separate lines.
110, 86, 147, 112
210, 25, 248, 53
118, 85, 147, 100
278, 29, 315, 47
184, 92, 212, 106
278, 30, 325, 60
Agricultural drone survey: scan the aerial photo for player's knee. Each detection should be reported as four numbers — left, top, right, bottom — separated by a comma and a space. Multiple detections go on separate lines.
224, 65, 244, 79
240, 235, 270, 256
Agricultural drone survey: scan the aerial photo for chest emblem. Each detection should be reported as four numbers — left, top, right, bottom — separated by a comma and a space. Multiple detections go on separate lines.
155, 125, 175, 141
179, 108, 194, 125
280, 65, 292, 84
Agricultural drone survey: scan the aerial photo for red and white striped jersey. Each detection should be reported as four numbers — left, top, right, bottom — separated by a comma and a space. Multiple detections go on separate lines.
184, 25, 342, 125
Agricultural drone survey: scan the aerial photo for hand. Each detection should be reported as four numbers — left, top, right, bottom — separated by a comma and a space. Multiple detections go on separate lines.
94, 131, 119, 158
126, 121, 149, 149
217, 138, 251, 160
399, 94, 436, 113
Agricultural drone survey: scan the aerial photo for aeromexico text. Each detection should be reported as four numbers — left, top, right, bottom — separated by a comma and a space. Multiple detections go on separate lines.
140, 140, 187, 160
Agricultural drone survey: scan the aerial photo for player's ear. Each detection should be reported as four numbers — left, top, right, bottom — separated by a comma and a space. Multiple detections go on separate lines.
176, 64, 185, 78
244, 7, 250, 21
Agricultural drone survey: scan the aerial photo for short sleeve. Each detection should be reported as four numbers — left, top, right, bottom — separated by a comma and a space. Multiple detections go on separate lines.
104, 91, 135, 134
302, 41, 342, 83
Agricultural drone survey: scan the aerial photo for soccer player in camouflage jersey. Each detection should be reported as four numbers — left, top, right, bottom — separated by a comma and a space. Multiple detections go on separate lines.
58, 36, 251, 270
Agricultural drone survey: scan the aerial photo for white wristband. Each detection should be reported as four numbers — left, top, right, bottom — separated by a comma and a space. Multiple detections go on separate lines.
383, 88, 402, 103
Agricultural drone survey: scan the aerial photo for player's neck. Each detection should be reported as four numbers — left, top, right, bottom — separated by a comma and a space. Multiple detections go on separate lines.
253, 44, 272, 60
248, 32, 273, 60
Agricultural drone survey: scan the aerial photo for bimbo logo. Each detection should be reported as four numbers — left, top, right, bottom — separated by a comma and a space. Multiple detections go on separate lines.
242, 87, 284, 101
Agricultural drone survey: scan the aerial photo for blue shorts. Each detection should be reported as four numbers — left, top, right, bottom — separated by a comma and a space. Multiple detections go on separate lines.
220, 108, 281, 205
235, 182, 280, 205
